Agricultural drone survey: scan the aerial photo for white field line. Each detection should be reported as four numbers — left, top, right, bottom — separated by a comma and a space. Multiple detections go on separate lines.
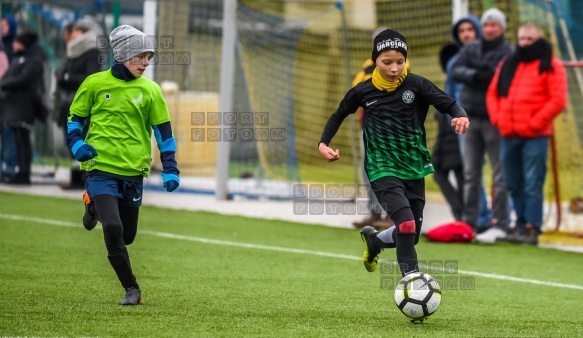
2, 213, 583, 291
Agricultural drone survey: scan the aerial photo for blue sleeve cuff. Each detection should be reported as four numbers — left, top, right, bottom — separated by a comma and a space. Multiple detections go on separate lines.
66, 115, 89, 150
71, 140, 86, 155
161, 172, 180, 183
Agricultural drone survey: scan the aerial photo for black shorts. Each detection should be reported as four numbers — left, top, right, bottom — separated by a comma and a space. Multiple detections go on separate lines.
370, 176, 425, 220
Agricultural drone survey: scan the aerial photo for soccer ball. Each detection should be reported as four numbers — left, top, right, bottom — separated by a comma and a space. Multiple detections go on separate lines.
394, 272, 442, 322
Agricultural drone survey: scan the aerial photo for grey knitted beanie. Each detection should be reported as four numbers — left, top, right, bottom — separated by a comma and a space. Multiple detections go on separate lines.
109, 25, 155, 62
481, 8, 507, 30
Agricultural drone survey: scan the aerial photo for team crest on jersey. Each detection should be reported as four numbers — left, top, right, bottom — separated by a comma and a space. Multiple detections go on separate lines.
402, 90, 415, 104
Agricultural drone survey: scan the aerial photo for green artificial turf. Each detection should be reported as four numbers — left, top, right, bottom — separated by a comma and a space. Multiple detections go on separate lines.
1, 191, 582, 337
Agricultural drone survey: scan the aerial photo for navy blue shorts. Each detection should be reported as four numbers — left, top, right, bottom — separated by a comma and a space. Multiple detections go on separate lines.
86, 175, 143, 208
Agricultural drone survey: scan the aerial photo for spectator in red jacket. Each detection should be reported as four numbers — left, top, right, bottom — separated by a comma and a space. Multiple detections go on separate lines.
487, 23, 567, 245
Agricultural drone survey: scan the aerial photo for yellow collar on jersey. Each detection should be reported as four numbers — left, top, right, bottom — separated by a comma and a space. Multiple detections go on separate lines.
371, 67, 408, 92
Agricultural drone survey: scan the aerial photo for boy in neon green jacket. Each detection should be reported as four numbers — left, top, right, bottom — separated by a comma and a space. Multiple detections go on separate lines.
67, 25, 179, 305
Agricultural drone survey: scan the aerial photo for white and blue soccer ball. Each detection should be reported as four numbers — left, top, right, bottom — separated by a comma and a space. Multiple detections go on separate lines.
394, 272, 442, 321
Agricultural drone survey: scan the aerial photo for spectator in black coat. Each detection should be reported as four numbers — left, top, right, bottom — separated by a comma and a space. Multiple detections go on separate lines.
56, 21, 103, 189
451, 8, 513, 242
0, 14, 17, 182
0, 31, 45, 184
51, 22, 74, 128
432, 109, 464, 221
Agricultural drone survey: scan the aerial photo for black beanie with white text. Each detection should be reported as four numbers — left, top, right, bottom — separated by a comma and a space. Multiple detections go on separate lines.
372, 29, 408, 63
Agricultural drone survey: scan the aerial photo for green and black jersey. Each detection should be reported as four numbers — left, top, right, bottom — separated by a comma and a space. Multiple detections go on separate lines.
320, 73, 466, 182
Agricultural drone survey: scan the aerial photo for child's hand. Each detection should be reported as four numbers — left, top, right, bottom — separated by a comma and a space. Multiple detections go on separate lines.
319, 143, 340, 162
73, 142, 98, 162
451, 117, 470, 135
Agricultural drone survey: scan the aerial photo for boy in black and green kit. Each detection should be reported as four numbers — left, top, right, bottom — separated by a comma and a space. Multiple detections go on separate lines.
319, 29, 470, 277
67, 25, 180, 305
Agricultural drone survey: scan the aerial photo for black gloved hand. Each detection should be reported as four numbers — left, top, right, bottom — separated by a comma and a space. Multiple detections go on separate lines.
473, 69, 495, 85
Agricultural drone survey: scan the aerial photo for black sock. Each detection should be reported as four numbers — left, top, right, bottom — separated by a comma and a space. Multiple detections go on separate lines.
392, 208, 419, 276
396, 233, 418, 276
108, 254, 139, 290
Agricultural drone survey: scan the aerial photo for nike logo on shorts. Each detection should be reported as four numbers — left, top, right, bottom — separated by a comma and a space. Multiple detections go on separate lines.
133, 196, 142, 202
